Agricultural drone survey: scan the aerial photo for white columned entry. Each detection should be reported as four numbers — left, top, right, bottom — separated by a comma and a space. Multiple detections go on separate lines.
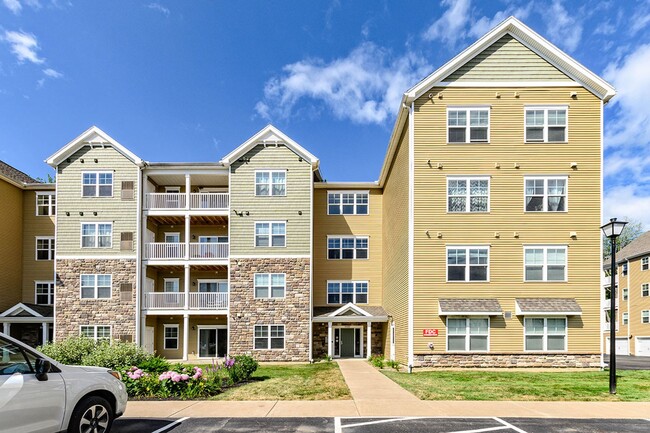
182, 313, 189, 361
366, 322, 372, 359
185, 174, 191, 210
3, 322, 10, 334
42, 322, 48, 344
327, 322, 333, 358
184, 264, 190, 310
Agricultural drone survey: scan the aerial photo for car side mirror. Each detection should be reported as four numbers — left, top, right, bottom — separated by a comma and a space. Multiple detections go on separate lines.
35, 358, 51, 381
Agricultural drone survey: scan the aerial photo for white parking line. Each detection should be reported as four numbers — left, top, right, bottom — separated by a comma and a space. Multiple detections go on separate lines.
494, 417, 529, 433
340, 416, 429, 429
151, 416, 190, 433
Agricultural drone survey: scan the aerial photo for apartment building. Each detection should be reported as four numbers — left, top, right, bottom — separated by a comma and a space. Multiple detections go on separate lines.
603, 231, 650, 357
3, 17, 615, 367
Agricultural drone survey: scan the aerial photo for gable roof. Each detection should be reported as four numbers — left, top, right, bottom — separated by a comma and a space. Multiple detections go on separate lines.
404, 16, 615, 103
0, 302, 47, 318
0, 160, 39, 186
609, 230, 650, 265
220, 124, 319, 169
46, 125, 143, 167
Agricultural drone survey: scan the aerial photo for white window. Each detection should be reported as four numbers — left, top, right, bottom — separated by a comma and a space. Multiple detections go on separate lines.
254, 324, 285, 349
82, 172, 113, 197
622, 263, 628, 275
255, 222, 286, 247
80, 325, 111, 342
643, 284, 649, 297
524, 246, 567, 281
327, 236, 368, 259
447, 247, 489, 281
35, 237, 55, 260
447, 107, 489, 143
328, 191, 369, 215
643, 311, 650, 324
643, 257, 649, 271
623, 313, 629, 325
80, 274, 112, 299
524, 317, 566, 351
525, 177, 567, 212
35, 281, 54, 305
623, 288, 629, 300
447, 177, 489, 212
254, 273, 285, 299
163, 325, 179, 350
81, 223, 112, 248
525, 107, 567, 142
255, 170, 286, 196
36, 192, 56, 216
327, 281, 368, 304
447, 318, 489, 351
164, 278, 180, 292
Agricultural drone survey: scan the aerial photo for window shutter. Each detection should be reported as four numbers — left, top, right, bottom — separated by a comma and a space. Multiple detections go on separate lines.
120, 232, 134, 251
120, 283, 133, 301
121, 181, 134, 200
119, 334, 133, 342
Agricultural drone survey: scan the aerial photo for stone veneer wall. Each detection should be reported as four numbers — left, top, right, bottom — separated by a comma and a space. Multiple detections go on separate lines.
229, 258, 310, 361
55, 259, 136, 341
312, 321, 383, 359
414, 353, 601, 368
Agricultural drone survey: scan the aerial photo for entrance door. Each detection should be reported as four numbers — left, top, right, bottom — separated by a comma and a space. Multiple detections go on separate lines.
334, 327, 363, 358
198, 327, 227, 358
340, 329, 355, 358
390, 322, 396, 361
144, 326, 155, 354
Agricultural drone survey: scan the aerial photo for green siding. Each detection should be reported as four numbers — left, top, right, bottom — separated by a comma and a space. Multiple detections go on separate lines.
229, 144, 312, 256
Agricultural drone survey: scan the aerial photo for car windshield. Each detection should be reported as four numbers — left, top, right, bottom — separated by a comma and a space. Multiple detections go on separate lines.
0, 336, 37, 375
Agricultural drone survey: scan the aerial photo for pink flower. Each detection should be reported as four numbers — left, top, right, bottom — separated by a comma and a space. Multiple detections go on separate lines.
171, 373, 182, 382
180, 374, 189, 381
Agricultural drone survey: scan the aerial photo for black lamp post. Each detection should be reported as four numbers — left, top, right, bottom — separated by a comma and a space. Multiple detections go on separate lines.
601, 217, 627, 394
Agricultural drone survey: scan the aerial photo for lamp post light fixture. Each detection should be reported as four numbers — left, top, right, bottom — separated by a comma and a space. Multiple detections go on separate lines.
601, 217, 627, 394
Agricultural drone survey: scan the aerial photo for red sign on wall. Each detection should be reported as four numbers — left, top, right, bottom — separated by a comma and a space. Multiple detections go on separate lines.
422, 329, 439, 337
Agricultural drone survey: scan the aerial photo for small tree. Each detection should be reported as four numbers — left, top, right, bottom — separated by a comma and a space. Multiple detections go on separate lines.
602, 217, 644, 259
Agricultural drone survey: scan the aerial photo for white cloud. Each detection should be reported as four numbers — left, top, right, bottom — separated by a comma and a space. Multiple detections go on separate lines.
631, 12, 650, 35
604, 185, 650, 229
147, 2, 170, 16
422, 0, 471, 47
468, 2, 533, 38
3, 0, 22, 13
42, 68, 63, 78
541, 0, 582, 53
255, 42, 432, 124
2, 30, 44, 64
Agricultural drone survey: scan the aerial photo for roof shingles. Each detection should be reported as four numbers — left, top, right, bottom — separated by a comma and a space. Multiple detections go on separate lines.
0, 160, 38, 184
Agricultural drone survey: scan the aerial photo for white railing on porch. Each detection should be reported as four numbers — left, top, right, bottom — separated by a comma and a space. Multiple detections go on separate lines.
145, 193, 186, 209
189, 292, 229, 310
143, 292, 228, 310
143, 292, 185, 309
189, 242, 229, 259
144, 193, 229, 211
144, 243, 185, 260
190, 193, 229, 210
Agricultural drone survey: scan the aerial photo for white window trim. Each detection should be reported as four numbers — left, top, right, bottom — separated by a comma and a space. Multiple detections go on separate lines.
446, 106, 491, 144
164, 232, 180, 243
80, 325, 112, 342
196, 325, 228, 358
445, 316, 490, 352
196, 279, 228, 292
253, 273, 286, 299
198, 235, 228, 243
163, 278, 180, 292
523, 245, 568, 282
164, 186, 181, 193
35, 236, 55, 260
34, 281, 55, 305
623, 312, 629, 325
253, 324, 285, 350
623, 287, 629, 301
81, 171, 114, 198
326, 280, 369, 305
163, 324, 179, 350
524, 105, 569, 143
326, 235, 369, 260
642, 310, 650, 324
35, 191, 55, 216
80, 274, 112, 299
254, 221, 286, 248
80, 222, 113, 249
523, 316, 567, 352
523, 176, 569, 213
446, 176, 490, 213
445, 245, 490, 282
327, 190, 370, 215
254, 169, 287, 197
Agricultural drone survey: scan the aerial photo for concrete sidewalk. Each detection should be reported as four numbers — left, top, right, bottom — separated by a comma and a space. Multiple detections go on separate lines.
123, 359, 650, 419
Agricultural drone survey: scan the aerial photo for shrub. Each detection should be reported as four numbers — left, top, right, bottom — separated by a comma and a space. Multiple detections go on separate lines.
138, 356, 171, 374
38, 337, 97, 365
369, 354, 385, 369
80, 340, 153, 370
226, 355, 259, 383
386, 360, 401, 371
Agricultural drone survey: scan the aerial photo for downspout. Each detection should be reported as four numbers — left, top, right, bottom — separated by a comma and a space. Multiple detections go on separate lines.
135, 163, 144, 346
408, 100, 415, 372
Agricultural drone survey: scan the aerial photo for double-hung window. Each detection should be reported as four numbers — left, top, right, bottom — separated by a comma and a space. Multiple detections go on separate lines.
447, 177, 489, 212
525, 176, 567, 212
36, 192, 56, 216
524, 246, 567, 281
255, 222, 286, 247
643, 284, 649, 297
328, 191, 369, 215
36, 237, 55, 260
82, 172, 113, 197
643, 311, 650, 324
623, 288, 629, 300
447, 107, 489, 143
80, 274, 112, 299
164, 325, 179, 350
80, 325, 111, 343
327, 236, 368, 259
524, 317, 566, 351
643, 257, 649, 271
447, 318, 489, 351
254, 273, 285, 299
447, 247, 489, 281
254, 324, 284, 349
623, 313, 629, 325
525, 107, 567, 142
35, 281, 55, 305
255, 170, 286, 196
81, 222, 112, 248
327, 281, 368, 304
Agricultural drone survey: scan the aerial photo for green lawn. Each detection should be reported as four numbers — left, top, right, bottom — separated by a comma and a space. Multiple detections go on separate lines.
212, 361, 351, 400
382, 369, 650, 401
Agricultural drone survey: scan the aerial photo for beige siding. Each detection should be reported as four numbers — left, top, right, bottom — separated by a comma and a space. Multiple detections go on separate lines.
313, 189, 383, 306
229, 144, 312, 256
22, 189, 55, 303
382, 124, 410, 363
412, 86, 601, 355
0, 180, 23, 311
147, 315, 227, 360
56, 146, 139, 256
443, 35, 570, 82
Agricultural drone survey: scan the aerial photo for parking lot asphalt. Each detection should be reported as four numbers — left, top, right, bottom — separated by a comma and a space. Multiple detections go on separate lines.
605, 355, 650, 370
112, 416, 650, 433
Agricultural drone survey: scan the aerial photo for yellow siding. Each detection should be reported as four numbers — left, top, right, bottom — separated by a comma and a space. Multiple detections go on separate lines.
22, 189, 55, 303
382, 123, 410, 363
149, 315, 227, 360
443, 35, 570, 82
610, 257, 650, 354
412, 86, 601, 355
313, 189, 383, 306
0, 179, 23, 311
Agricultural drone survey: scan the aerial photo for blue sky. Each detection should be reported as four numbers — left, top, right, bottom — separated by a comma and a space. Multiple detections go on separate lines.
1, 1, 649, 226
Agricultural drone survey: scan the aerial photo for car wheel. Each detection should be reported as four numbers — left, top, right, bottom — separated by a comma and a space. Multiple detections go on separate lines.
68, 396, 114, 433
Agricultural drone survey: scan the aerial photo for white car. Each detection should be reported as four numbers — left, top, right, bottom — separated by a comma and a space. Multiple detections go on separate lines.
0, 332, 127, 433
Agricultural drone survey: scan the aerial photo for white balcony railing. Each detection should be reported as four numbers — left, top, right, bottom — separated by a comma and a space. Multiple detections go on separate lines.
144, 193, 229, 211
145, 193, 187, 209
190, 193, 229, 210
189, 242, 229, 259
189, 292, 228, 310
144, 243, 185, 260
143, 292, 228, 310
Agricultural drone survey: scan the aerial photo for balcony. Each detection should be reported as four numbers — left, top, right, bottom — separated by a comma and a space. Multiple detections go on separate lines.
144, 242, 229, 260
143, 292, 229, 310
144, 193, 229, 211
